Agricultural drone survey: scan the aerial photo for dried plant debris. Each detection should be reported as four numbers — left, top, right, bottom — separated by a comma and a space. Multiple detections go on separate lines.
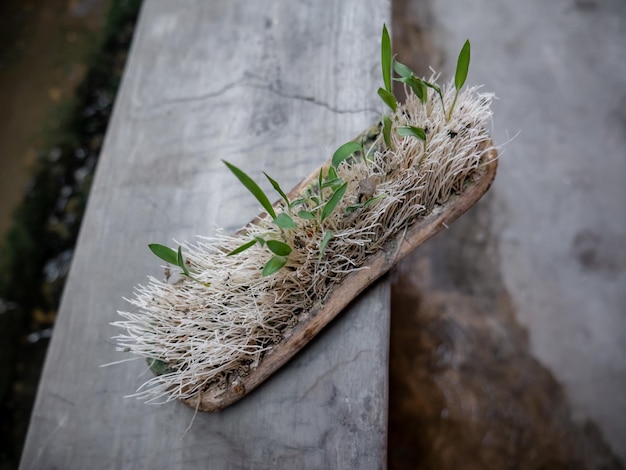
112, 25, 496, 406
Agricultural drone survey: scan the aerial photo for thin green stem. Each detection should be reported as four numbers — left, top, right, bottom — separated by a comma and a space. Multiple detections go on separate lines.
447, 90, 459, 122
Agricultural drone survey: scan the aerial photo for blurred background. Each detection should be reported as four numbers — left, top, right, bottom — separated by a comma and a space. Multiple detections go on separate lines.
0, 0, 623, 469
0, 1, 139, 467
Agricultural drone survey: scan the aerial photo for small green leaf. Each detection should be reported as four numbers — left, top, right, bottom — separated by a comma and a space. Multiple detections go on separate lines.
177, 246, 190, 276
361, 194, 385, 208
273, 213, 298, 229
223, 160, 276, 219
298, 210, 316, 220
397, 125, 427, 141
395, 76, 428, 103
332, 141, 362, 168
254, 236, 266, 247
149, 244, 178, 265
262, 256, 287, 276
266, 240, 292, 256
378, 87, 397, 113
318, 168, 324, 193
346, 194, 385, 213
381, 24, 392, 93
423, 80, 443, 101
382, 114, 393, 149
290, 198, 308, 208
321, 182, 348, 221
455, 40, 471, 91
416, 79, 428, 104
422, 80, 446, 115
227, 239, 257, 256
392, 58, 414, 78
264, 173, 290, 208
448, 40, 471, 122
321, 178, 344, 190
327, 166, 338, 180
391, 60, 428, 103
319, 230, 333, 260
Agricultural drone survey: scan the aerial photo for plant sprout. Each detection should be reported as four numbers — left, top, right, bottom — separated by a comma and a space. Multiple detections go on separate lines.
332, 141, 362, 168
389, 35, 471, 123
449, 39, 471, 121
148, 244, 210, 286
121, 23, 496, 407
379, 24, 396, 112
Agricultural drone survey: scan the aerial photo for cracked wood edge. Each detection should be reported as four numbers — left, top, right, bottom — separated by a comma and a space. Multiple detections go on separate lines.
183, 145, 498, 412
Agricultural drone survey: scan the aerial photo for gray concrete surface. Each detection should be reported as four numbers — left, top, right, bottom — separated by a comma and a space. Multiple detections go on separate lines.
20, 1, 391, 467
425, 0, 626, 460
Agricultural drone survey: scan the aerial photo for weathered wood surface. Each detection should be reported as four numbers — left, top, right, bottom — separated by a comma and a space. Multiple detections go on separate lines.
20, 0, 390, 468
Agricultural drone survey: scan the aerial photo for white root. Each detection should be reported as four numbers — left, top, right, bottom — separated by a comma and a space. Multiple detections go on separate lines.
112, 83, 496, 404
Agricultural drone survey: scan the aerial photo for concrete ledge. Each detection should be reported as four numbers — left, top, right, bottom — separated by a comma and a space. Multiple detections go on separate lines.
20, 1, 391, 468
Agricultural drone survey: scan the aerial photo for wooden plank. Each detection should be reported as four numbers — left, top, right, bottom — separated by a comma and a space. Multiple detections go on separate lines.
20, 0, 390, 468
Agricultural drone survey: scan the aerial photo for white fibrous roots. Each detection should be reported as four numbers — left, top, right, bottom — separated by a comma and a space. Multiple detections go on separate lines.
112, 83, 495, 404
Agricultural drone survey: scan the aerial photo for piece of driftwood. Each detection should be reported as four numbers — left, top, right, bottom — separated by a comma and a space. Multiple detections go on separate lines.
185, 144, 497, 412
20, 1, 391, 468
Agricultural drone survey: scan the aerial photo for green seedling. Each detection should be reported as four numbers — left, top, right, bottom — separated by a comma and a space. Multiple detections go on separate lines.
317, 168, 324, 195
397, 126, 426, 141
264, 239, 291, 276
266, 240, 292, 257
448, 39, 470, 121
346, 194, 385, 214
390, 39, 471, 123
393, 59, 428, 103
224, 162, 301, 275
378, 88, 397, 113
297, 210, 316, 220
423, 80, 446, 115
120, 22, 494, 409
381, 24, 393, 94
229, 233, 294, 277
264, 172, 291, 210
224, 160, 276, 219
321, 167, 345, 191
332, 141, 362, 168
149, 244, 210, 286
153, 31, 471, 282
227, 239, 257, 256
398, 126, 428, 165
228, 234, 293, 277
273, 213, 298, 229
298, 167, 348, 223
327, 166, 338, 180
262, 255, 287, 276
319, 230, 333, 261
382, 114, 393, 149
391, 58, 413, 79
392, 57, 445, 113
321, 182, 348, 221
379, 24, 397, 112
149, 243, 179, 265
